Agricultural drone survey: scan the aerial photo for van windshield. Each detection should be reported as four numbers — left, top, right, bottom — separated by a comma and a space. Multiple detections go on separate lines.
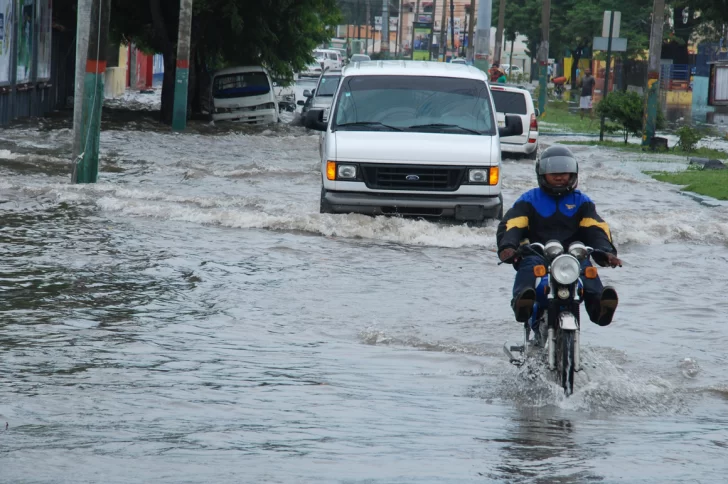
332, 75, 495, 134
213, 72, 271, 99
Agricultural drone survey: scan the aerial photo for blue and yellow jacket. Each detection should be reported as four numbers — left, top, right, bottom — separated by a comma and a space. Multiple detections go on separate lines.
496, 188, 617, 257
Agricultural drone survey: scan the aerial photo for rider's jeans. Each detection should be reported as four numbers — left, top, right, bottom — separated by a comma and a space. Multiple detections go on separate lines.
512, 255, 604, 323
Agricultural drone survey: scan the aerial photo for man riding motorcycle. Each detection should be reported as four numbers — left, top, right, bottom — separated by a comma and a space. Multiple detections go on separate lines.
496, 145, 622, 326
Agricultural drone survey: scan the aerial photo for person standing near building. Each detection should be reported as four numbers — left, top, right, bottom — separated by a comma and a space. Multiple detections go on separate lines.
579, 68, 596, 120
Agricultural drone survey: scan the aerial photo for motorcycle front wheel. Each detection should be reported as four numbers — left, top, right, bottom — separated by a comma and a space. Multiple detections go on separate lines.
556, 329, 576, 396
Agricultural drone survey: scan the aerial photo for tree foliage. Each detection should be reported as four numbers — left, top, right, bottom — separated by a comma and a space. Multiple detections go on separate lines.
109, 0, 341, 122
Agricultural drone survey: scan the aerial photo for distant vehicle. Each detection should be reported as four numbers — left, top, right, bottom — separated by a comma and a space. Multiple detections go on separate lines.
490, 83, 539, 159
210, 66, 278, 124
302, 49, 343, 77
502, 64, 523, 75
350, 54, 371, 63
301, 69, 342, 123
306, 61, 524, 223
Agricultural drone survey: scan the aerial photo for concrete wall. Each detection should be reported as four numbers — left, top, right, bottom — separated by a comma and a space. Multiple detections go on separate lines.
104, 46, 129, 99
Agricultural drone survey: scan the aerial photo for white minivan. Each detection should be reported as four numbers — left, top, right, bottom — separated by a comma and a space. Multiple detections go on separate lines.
306, 61, 523, 223
211, 66, 278, 124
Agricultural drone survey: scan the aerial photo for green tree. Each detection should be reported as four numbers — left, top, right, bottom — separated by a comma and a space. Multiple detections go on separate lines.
596, 90, 666, 143
111, 0, 341, 123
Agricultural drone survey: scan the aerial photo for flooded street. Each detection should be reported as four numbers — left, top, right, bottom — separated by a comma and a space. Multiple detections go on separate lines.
1, 114, 728, 483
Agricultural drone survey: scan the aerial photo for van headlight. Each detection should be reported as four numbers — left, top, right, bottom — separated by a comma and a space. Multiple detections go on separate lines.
551, 255, 580, 285
259, 102, 276, 110
337, 164, 357, 179
469, 168, 489, 183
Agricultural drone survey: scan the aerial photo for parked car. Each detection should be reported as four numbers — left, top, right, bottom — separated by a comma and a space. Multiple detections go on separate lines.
501, 64, 523, 75
301, 69, 342, 125
350, 54, 371, 63
490, 84, 539, 159
306, 61, 523, 223
210, 66, 278, 124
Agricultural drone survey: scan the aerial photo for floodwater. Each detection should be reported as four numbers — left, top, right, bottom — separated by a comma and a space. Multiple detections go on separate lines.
1, 110, 728, 483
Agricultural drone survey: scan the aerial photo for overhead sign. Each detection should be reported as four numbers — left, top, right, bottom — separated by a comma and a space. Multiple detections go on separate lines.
602, 11, 621, 38
593, 37, 627, 52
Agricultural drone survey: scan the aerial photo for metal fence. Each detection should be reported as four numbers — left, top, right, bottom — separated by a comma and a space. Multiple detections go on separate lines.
660, 64, 692, 91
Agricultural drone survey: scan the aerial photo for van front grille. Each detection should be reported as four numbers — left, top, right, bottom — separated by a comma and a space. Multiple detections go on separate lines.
361, 164, 465, 191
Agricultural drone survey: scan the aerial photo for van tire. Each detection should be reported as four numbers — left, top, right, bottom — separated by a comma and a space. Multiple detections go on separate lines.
320, 186, 335, 214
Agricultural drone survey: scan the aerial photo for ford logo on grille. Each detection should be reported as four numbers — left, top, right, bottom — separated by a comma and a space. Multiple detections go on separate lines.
405, 175, 420, 181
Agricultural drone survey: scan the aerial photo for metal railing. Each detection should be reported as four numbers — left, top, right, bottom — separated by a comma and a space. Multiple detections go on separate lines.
660, 64, 692, 91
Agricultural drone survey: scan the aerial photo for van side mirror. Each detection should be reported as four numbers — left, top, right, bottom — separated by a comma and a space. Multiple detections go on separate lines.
304, 109, 327, 131
498, 114, 523, 138
303, 89, 313, 98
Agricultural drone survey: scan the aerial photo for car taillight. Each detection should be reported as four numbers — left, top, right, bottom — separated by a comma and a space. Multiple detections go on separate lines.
530, 113, 538, 130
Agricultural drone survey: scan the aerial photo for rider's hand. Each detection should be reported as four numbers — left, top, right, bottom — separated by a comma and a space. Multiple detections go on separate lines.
499, 248, 518, 263
605, 253, 623, 268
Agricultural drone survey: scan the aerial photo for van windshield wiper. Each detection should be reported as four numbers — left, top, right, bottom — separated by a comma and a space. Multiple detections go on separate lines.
336, 122, 403, 131
407, 123, 482, 135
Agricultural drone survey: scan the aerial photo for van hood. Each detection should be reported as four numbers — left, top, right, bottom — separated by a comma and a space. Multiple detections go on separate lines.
333, 131, 496, 165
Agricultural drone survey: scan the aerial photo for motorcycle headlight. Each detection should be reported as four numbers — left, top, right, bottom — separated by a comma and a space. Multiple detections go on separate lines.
551, 255, 580, 285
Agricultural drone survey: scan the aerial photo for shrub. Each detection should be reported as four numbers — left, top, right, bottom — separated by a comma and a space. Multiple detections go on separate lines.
596, 91, 667, 143
675, 125, 703, 153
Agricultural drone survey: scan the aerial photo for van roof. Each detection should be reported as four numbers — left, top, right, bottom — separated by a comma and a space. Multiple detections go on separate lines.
214, 66, 269, 77
342, 60, 488, 82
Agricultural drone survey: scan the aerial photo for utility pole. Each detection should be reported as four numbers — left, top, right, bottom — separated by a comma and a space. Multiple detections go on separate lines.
537, 0, 551, 116
73, 0, 111, 184
439, 0, 448, 61
396, 0, 404, 57
599, 11, 615, 141
357, 0, 361, 40
450, 0, 455, 58
72, 0, 92, 167
172, 0, 193, 132
641, 0, 665, 148
494, 0, 505, 64
466, 0, 476, 62
382, 0, 389, 58
474, 0, 493, 72
431, 0, 437, 60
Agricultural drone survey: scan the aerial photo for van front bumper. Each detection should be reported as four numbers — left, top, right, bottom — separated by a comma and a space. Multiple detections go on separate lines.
212, 108, 277, 124
324, 191, 502, 220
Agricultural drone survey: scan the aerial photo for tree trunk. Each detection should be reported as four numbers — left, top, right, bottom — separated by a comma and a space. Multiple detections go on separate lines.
150, 0, 176, 124
161, 54, 176, 124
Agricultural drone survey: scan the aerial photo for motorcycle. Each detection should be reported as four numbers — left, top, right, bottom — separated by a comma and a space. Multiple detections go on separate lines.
502, 240, 607, 396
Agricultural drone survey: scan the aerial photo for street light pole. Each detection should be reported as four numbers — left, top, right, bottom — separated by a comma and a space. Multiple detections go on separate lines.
599, 11, 615, 141
537, 0, 551, 116
474, 0, 492, 71
494, 0, 505, 64
73, 0, 111, 184
641, 0, 666, 148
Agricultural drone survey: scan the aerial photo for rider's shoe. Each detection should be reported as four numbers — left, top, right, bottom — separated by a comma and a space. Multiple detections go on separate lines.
594, 286, 618, 326
512, 288, 536, 323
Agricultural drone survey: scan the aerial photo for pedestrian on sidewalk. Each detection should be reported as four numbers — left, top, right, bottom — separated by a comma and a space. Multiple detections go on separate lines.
579, 68, 595, 121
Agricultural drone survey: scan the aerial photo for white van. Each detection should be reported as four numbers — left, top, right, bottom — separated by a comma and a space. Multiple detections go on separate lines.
306, 61, 523, 223
211, 66, 278, 124
302, 49, 343, 77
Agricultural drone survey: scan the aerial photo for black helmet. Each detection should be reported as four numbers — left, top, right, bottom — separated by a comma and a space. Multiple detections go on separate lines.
536, 145, 579, 196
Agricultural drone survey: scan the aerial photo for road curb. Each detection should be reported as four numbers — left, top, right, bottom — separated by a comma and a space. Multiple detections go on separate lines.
679, 191, 726, 208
